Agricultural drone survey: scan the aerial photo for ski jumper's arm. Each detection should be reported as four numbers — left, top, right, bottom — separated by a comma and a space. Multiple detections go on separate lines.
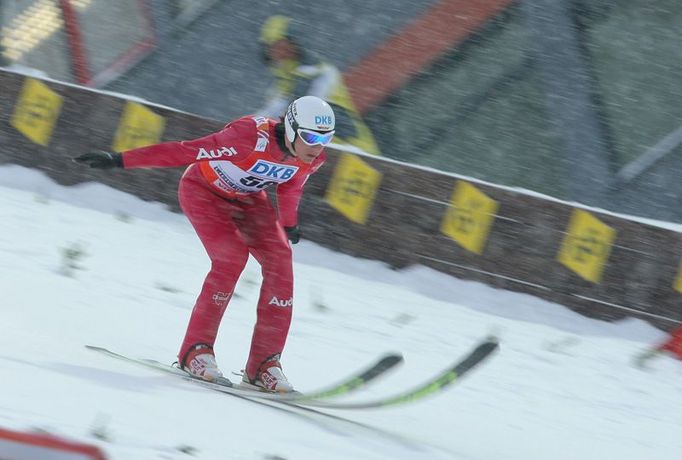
121, 119, 256, 169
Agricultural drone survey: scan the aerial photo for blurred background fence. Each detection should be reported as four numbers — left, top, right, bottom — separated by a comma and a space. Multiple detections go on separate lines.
1, 68, 681, 332
2, 0, 680, 222
1, 0, 681, 328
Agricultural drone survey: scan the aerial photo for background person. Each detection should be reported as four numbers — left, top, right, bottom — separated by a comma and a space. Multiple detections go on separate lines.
258, 15, 380, 156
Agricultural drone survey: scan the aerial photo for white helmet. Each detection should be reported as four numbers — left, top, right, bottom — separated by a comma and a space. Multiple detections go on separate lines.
284, 96, 335, 145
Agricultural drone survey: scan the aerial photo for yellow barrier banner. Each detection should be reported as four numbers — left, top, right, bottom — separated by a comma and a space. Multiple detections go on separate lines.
441, 181, 499, 255
558, 209, 616, 283
674, 261, 682, 293
325, 153, 382, 224
112, 101, 165, 152
11, 78, 63, 146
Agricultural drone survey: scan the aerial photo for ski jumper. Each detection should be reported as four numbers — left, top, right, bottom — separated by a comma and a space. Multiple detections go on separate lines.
120, 116, 325, 378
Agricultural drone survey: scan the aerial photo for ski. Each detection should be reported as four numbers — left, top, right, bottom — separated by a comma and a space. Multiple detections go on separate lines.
287, 337, 499, 409
86, 337, 498, 410
85, 345, 403, 402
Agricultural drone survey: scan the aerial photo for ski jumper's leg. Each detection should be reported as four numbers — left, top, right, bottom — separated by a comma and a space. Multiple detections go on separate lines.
236, 192, 294, 378
177, 166, 250, 362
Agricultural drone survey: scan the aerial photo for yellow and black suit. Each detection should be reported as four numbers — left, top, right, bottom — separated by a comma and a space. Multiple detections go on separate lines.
258, 15, 380, 156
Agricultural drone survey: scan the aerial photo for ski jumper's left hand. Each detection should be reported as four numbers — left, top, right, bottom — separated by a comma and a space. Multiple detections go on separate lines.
73, 151, 123, 169
284, 225, 301, 244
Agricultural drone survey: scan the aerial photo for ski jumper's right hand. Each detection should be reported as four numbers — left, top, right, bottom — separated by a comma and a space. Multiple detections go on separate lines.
73, 151, 123, 169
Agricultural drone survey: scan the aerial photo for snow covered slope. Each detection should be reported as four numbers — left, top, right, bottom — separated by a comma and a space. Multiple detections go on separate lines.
1, 165, 680, 460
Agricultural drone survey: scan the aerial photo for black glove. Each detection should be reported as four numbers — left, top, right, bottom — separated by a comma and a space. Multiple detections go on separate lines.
284, 225, 301, 244
73, 151, 123, 169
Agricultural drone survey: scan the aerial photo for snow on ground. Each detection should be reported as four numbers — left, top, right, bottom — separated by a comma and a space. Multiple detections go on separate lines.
1, 164, 681, 460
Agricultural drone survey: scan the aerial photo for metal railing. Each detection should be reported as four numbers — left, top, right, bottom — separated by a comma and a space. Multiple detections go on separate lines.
616, 126, 682, 185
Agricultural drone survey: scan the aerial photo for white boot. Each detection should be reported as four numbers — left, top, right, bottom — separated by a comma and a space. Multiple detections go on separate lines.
182, 344, 223, 382
241, 358, 294, 393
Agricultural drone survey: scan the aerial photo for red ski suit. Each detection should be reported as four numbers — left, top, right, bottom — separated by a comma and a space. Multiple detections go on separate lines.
121, 115, 325, 377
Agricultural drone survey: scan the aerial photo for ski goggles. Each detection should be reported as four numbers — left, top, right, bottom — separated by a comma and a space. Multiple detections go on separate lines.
297, 128, 335, 146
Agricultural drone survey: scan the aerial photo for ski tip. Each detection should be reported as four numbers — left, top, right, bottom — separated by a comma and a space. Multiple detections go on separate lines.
484, 335, 501, 347
381, 353, 404, 365
85, 345, 105, 351
476, 337, 501, 356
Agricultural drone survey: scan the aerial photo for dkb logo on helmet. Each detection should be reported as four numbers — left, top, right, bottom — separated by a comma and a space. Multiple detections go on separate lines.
315, 115, 332, 126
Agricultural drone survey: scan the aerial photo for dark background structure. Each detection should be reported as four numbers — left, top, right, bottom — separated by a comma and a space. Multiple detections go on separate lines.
1, 69, 680, 331
2, 0, 681, 222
